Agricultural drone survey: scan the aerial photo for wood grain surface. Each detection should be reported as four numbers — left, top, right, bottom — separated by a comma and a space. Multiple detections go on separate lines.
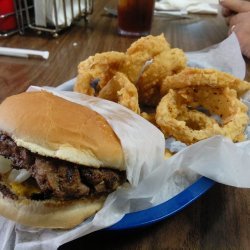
0, 0, 249, 249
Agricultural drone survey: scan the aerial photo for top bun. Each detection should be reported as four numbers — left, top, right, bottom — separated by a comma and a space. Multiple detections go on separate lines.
0, 91, 125, 170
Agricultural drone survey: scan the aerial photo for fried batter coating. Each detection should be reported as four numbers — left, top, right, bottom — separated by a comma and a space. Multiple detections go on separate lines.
161, 67, 250, 97
121, 34, 172, 84
138, 48, 187, 106
120, 52, 151, 84
98, 72, 140, 114
74, 52, 127, 95
156, 87, 248, 144
126, 34, 170, 56
74, 72, 95, 96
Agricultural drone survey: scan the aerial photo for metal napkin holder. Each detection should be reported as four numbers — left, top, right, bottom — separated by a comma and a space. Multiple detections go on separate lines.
0, 0, 93, 37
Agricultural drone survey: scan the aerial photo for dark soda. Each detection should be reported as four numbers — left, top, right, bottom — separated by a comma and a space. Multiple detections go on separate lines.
118, 0, 155, 36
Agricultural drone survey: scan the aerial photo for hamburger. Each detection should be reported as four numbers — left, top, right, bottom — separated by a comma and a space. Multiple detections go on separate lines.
0, 91, 126, 229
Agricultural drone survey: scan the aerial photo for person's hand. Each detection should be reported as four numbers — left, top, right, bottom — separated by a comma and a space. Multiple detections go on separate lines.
220, 0, 250, 58
220, 0, 250, 17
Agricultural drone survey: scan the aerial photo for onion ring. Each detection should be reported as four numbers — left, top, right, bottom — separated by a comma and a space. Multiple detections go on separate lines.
98, 72, 140, 114
121, 34, 172, 85
74, 52, 127, 95
161, 68, 250, 97
156, 87, 248, 144
137, 48, 187, 107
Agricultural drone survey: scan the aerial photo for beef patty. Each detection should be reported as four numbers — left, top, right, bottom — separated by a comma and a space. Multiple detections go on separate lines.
0, 133, 126, 200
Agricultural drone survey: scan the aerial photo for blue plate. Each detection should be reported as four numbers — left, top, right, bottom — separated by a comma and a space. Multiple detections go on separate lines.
107, 177, 214, 230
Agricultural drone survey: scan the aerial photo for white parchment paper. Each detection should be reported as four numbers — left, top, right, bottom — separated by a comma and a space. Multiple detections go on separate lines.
0, 33, 250, 250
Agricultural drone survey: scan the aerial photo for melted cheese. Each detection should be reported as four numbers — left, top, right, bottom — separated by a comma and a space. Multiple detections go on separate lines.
10, 180, 40, 197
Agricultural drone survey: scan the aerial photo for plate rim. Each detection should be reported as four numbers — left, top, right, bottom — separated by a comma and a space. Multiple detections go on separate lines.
107, 177, 215, 230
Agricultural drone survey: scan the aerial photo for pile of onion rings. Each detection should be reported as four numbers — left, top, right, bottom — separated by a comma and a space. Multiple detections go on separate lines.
74, 34, 187, 110
74, 35, 250, 146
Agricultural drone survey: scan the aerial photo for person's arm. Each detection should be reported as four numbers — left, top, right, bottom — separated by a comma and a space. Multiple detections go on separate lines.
220, 0, 250, 58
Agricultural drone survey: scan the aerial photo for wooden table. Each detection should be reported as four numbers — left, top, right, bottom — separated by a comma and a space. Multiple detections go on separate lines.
0, 0, 249, 249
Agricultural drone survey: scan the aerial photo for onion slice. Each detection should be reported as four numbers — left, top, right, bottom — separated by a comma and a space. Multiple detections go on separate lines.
8, 169, 31, 183
0, 156, 12, 174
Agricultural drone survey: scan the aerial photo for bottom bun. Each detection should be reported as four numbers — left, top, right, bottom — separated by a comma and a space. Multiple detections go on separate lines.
0, 193, 105, 229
